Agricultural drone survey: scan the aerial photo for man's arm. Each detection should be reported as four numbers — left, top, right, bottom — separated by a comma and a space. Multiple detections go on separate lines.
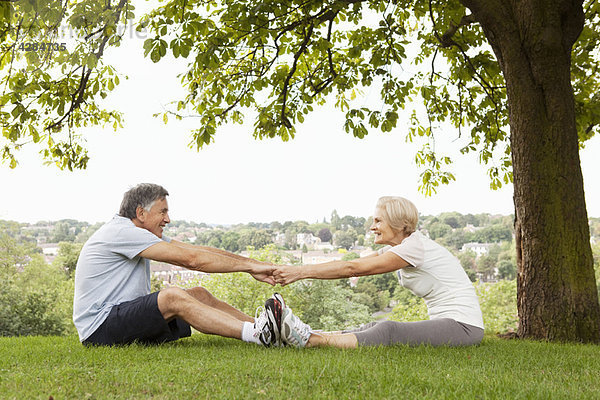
169, 240, 269, 264
139, 241, 275, 284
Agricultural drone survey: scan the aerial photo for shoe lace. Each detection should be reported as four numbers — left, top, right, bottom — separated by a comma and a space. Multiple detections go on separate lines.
255, 306, 265, 321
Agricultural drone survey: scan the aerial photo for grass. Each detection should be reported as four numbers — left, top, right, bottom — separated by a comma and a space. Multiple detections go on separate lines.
1, 334, 599, 399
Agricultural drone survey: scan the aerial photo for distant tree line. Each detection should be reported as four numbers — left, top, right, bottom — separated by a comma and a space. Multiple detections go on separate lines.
1, 214, 600, 337
4, 214, 600, 287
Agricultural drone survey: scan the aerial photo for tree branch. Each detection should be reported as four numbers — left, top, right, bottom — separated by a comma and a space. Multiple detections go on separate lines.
585, 123, 596, 135
326, 16, 338, 79
585, 0, 597, 15
190, 0, 361, 126
45, 0, 128, 132
428, 0, 505, 137
280, 22, 314, 128
429, 0, 476, 48
440, 14, 476, 47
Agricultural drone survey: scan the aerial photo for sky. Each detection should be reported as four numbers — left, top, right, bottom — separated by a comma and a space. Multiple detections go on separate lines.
1, 16, 600, 225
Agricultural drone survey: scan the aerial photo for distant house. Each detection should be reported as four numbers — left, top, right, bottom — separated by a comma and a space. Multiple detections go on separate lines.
464, 224, 479, 233
461, 242, 493, 257
39, 243, 59, 263
296, 233, 321, 249
273, 232, 287, 246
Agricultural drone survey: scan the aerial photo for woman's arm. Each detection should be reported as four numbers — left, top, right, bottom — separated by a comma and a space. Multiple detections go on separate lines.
272, 251, 409, 285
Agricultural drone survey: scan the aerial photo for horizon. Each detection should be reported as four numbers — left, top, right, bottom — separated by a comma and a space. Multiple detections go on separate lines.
1, 207, 519, 227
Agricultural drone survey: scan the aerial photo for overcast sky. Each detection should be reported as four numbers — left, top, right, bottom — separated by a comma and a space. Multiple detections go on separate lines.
2, 14, 599, 225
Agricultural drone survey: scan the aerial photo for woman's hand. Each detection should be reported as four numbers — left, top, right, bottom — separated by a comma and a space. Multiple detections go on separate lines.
273, 265, 304, 286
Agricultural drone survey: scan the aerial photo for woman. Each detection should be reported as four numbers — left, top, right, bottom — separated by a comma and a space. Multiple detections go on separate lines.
272, 196, 484, 348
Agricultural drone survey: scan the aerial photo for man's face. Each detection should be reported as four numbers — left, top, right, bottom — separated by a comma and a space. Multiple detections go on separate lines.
137, 197, 170, 238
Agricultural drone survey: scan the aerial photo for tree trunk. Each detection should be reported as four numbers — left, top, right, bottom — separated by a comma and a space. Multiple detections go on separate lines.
464, 0, 600, 342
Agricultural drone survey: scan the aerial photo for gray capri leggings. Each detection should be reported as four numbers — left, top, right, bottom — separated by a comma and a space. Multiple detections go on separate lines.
347, 318, 484, 347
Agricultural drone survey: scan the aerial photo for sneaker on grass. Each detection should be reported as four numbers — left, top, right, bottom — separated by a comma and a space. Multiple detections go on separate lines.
254, 304, 278, 347
264, 295, 284, 347
254, 293, 287, 347
270, 293, 288, 347
281, 307, 312, 348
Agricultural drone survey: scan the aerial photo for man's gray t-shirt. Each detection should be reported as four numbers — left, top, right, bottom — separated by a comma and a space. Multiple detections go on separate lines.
73, 215, 170, 341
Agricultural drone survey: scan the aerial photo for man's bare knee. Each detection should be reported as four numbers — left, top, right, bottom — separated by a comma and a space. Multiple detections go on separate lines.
157, 287, 193, 320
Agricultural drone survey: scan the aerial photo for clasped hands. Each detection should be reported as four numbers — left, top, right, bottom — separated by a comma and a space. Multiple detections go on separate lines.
250, 263, 302, 286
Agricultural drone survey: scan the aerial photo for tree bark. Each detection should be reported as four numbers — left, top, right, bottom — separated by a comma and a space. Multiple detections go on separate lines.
463, 0, 600, 342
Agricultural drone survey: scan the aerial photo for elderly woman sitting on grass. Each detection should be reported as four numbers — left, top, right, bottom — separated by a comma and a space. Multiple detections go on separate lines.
271, 196, 484, 348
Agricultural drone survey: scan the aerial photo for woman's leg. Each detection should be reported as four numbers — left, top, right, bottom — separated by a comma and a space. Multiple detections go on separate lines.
353, 318, 483, 347
306, 332, 359, 348
293, 319, 484, 349
301, 321, 381, 348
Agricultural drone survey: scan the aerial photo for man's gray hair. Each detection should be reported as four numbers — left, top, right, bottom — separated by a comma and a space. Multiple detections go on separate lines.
119, 183, 169, 219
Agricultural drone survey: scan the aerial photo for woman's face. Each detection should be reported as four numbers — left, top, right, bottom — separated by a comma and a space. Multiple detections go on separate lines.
370, 207, 405, 246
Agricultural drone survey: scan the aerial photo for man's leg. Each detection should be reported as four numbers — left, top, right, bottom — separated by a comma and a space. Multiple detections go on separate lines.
158, 287, 283, 347
82, 290, 280, 347
183, 286, 253, 323
158, 287, 246, 339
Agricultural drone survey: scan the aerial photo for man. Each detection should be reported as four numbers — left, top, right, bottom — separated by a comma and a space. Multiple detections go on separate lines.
73, 183, 283, 347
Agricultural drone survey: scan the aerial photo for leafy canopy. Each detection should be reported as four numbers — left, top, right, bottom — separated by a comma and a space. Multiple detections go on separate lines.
0, 0, 131, 170
140, 0, 600, 194
2, 0, 599, 192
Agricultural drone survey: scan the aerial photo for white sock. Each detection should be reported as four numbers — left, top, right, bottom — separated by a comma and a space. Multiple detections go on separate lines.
241, 321, 260, 344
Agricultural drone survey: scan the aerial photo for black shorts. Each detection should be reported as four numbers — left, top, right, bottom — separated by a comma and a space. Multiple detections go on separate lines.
83, 291, 191, 346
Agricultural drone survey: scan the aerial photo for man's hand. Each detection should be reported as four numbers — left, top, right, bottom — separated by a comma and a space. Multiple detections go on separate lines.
250, 263, 277, 286
272, 265, 304, 286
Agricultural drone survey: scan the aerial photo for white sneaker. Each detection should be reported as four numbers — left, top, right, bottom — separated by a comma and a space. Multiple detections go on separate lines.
281, 307, 312, 348
254, 306, 277, 347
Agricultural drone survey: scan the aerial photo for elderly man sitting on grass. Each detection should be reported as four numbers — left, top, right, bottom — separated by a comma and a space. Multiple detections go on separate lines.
73, 183, 283, 347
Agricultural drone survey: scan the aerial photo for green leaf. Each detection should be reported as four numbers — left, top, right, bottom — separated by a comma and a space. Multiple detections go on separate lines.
143, 39, 154, 56
11, 104, 24, 119
86, 55, 98, 69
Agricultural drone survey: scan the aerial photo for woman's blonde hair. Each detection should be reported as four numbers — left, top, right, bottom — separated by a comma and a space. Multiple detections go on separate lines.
375, 196, 419, 235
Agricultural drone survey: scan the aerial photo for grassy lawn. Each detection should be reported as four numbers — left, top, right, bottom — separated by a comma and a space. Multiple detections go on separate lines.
1, 334, 599, 399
